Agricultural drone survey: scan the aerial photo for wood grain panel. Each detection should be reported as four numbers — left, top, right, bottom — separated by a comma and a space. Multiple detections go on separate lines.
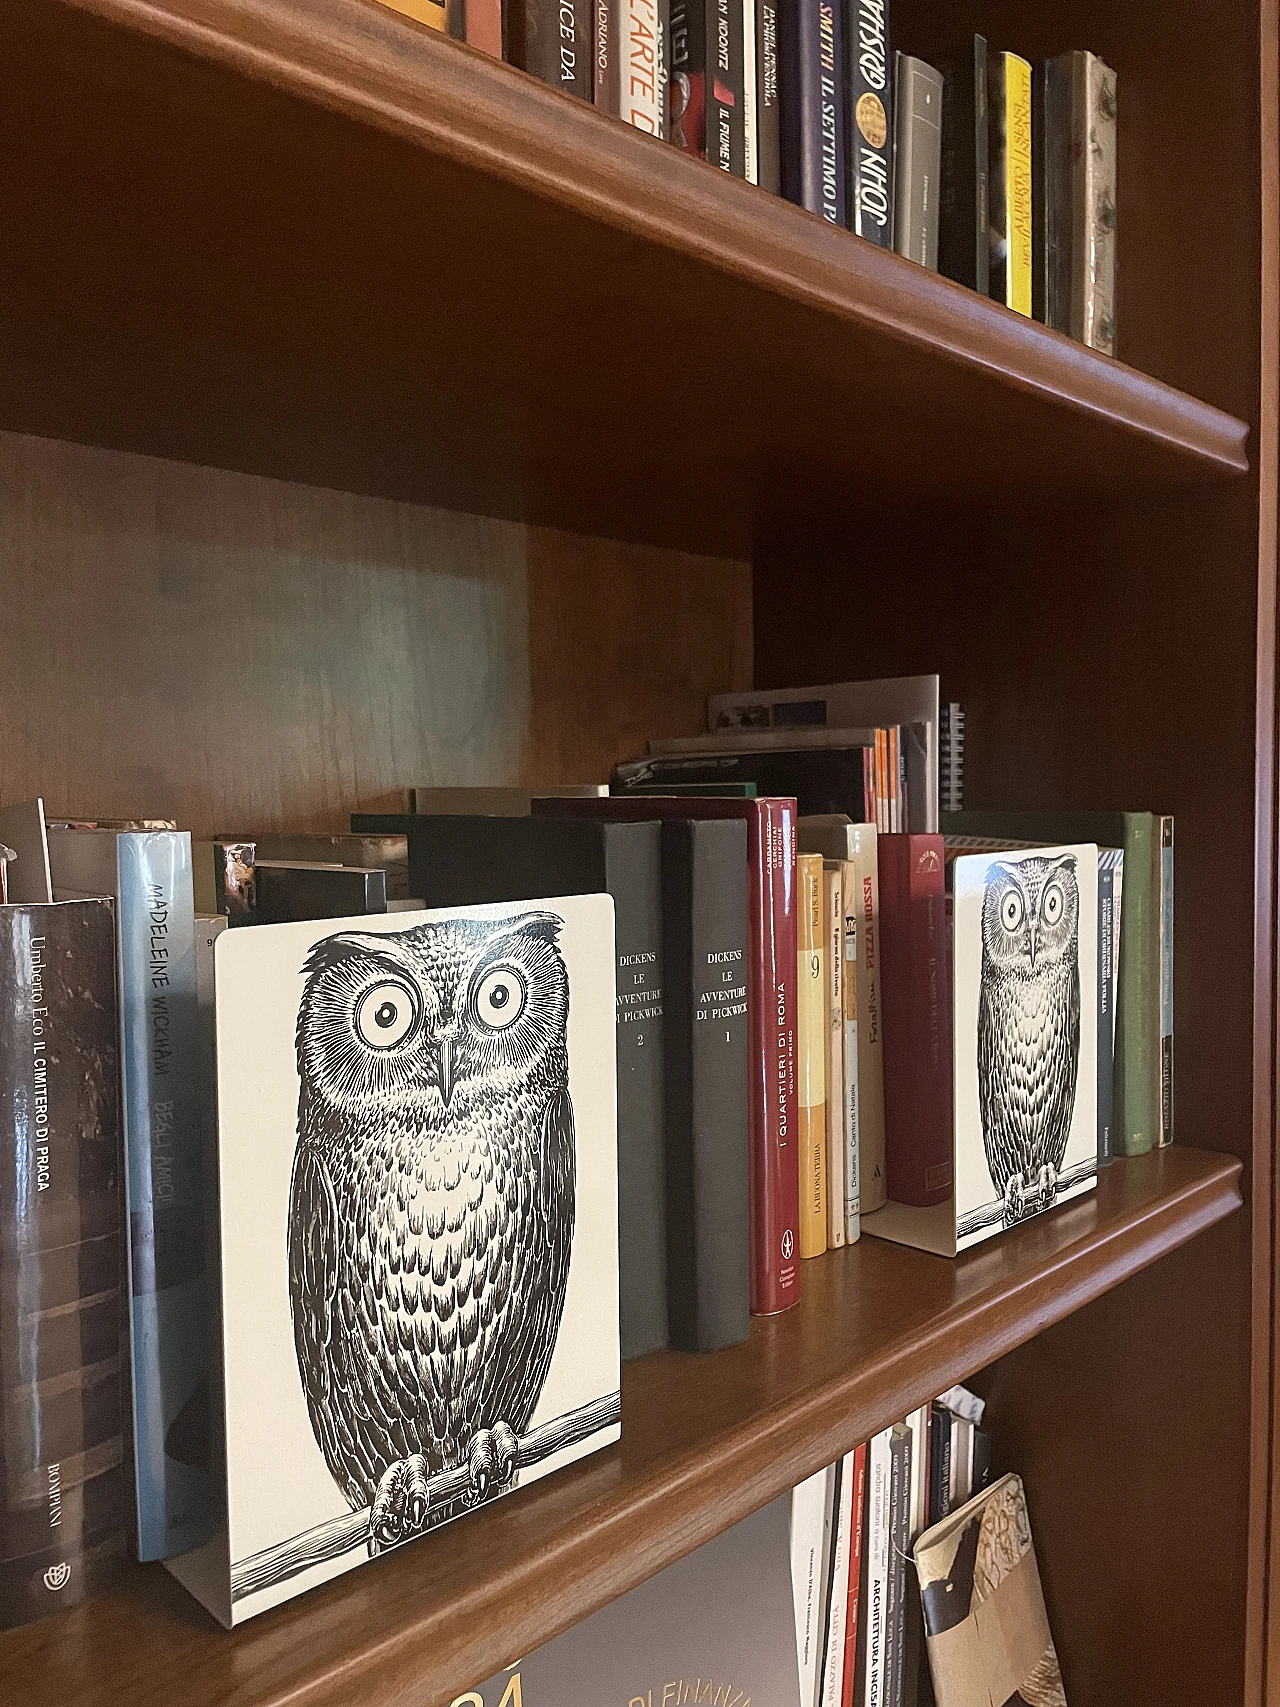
0, 0, 1247, 568
0, 429, 748, 832
0, 1149, 1241, 1707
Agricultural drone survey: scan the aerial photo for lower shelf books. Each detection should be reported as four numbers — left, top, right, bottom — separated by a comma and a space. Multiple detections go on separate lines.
792, 1386, 995, 1707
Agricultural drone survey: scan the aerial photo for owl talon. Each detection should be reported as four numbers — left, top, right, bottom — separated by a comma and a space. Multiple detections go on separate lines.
1039, 1163, 1059, 1209
467, 1423, 520, 1504
368, 1453, 432, 1554
1002, 1174, 1026, 1226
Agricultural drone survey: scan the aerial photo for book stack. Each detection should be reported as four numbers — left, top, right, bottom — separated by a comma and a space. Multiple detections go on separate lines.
792, 1388, 1066, 1707
373, 0, 1116, 353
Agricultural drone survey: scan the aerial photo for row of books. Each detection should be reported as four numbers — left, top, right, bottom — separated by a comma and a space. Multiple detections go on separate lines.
791, 1385, 1064, 1707
377, 0, 1117, 355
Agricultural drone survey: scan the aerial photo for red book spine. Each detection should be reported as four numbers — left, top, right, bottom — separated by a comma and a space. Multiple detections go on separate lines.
750, 799, 800, 1314
841, 1441, 868, 1707
878, 834, 954, 1207
465, 0, 503, 55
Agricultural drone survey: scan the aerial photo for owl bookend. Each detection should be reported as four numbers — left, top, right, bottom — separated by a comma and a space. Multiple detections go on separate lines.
862, 843, 1098, 1260
165, 895, 621, 1627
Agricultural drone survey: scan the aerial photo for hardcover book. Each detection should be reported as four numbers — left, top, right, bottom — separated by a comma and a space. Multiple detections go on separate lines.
756, 0, 781, 191
168, 896, 621, 1624
780, 0, 846, 226
1043, 51, 1117, 354
0, 900, 128, 1629
938, 37, 988, 292
509, 0, 592, 97
892, 54, 943, 270
47, 826, 213, 1561
914, 1475, 1066, 1707
798, 853, 828, 1258
534, 794, 799, 1317
253, 861, 389, 923
988, 50, 1033, 316
670, 0, 746, 174
823, 864, 847, 1250
846, 0, 893, 245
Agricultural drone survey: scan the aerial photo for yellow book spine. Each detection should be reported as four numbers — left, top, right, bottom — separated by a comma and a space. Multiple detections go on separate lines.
798, 853, 827, 1258
1004, 53, 1033, 316
375, 0, 449, 28
823, 865, 845, 1250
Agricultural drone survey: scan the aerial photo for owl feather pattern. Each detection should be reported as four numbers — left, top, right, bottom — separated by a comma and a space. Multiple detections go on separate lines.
977, 856, 1081, 1223
287, 910, 576, 1548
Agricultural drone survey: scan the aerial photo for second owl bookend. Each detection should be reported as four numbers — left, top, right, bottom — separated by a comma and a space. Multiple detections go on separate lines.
165, 894, 622, 1626
863, 841, 1099, 1258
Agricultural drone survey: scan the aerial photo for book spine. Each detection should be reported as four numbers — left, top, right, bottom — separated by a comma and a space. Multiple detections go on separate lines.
750, 802, 801, 1313
464, 0, 504, 55
821, 1450, 857, 1707
1097, 858, 1116, 1160
1159, 815, 1174, 1144
928, 1401, 951, 1523
853, 829, 886, 1212
824, 866, 846, 1249
1070, 52, 1118, 353
742, 0, 758, 180
988, 51, 1032, 315
622, 0, 663, 131
380, 0, 448, 25
860, 1426, 892, 1707
793, 1466, 834, 1707
1116, 815, 1159, 1155
841, 1441, 868, 1707
669, 0, 705, 154
840, 859, 862, 1240
607, 828, 670, 1360
595, 0, 619, 110
879, 835, 954, 1207
677, 0, 746, 172
781, 0, 846, 224
798, 853, 827, 1257
846, 0, 893, 244
0, 901, 128, 1628
892, 54, 943, 269
1041, 55, 1071, 331
656, 0, 670, 136
756, 0, 781, 190
939, 37, 987, 291
883, 1425, 910, 1707
511, 0, 592, 97
116, 834, 214, 1560
663, 820, 751, 1352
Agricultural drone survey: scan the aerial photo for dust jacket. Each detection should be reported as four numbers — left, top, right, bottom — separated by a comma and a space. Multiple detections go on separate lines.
168, 896, 621, 1624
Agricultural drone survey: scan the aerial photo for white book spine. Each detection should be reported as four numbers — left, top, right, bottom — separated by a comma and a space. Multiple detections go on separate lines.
622, 0, 662, 132
743, 0, 758, 182
820, 1451, 856, 1707
862, 1427, 893, 1707
841, 858, 861, 1242
792, 1465, 834, 1707
825, 868, 846, 1249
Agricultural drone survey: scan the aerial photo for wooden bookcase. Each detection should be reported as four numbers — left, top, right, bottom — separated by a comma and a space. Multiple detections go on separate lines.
0, 1, 1273, 1703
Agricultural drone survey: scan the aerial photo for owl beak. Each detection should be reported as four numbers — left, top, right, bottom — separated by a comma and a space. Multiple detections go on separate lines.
1028, 929, 1038, 970
436, 1037, 455, 1107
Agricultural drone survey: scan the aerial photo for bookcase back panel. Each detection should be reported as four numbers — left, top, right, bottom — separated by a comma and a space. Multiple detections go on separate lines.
0, 429, 750, 833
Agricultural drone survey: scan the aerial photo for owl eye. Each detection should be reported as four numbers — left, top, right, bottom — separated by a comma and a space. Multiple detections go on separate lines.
1001, 889, 1025, 933
1042, 882, 1064, 926
472, 964, 527, 1031
354, 979, 420, 1049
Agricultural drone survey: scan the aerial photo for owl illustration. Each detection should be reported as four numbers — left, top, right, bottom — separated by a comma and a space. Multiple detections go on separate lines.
287, 910, 575, 1553
977, 856, 1081, 1224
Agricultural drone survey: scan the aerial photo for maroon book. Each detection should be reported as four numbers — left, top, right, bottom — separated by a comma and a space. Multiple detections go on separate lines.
877, 834, 954, 1207
535, 794, 800, 1315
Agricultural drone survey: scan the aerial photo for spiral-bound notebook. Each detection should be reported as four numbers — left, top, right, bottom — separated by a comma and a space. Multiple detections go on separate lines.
914, 1473, 1066, 1707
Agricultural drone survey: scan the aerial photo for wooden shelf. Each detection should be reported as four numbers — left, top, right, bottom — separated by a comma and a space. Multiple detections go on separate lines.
0, 1146, 1240, 1707
3, 0, 1250, 555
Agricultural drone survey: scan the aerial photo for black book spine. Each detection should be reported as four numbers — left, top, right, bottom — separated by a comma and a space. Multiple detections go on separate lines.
510, 0, 592, 97
884, 1425, 911, 1707
656, 0, 671, 137
662, 820, 750, 1352
614, 749, 871, 818
781, 0, 846, 224
971, 1427, 993, 1494
939, 36, 987, 291
928, 1401, 952, 1523
756, 0, 781, 191
845, 0, 892, 243
669, 0, 744, 170
605, 826, 671, 1360
595, 0, 619, 111
0, 900, 128, 1629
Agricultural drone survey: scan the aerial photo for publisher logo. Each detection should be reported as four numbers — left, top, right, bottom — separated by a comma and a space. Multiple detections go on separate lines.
43, 1562, 71, 1592
856, 92, 887, 148
781, 1229, 795, 1261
